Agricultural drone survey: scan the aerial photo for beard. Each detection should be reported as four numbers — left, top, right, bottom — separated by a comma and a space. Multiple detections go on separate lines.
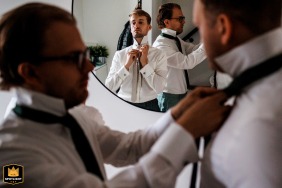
176, 28, 183, 35
65, 89, 88, 109
133, 31, 145, 39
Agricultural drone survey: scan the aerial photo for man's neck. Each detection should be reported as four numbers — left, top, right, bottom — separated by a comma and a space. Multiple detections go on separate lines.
135, 37, 143, 45
162, 28, 177, 37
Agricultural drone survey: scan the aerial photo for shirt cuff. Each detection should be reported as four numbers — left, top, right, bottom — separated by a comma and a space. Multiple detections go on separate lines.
151, 110, 174, 136
199, 43, 204, 50
117, 66, 129, 80
151, 123, 199, 171
140, 64, 154, 78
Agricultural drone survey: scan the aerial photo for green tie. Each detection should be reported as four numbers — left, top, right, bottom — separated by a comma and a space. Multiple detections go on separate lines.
223, 53, 282, 97
13, 105, 104, 180
161, 33, 192, 90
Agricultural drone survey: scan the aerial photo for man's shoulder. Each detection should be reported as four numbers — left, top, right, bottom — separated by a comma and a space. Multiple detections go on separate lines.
71, 104, 100, 116
149, 46, 166, 56
153, 36, 174, 47
70, 104, 105, 127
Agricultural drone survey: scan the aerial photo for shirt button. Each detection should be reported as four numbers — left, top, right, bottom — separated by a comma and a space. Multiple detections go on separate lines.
143, 72, 146, 75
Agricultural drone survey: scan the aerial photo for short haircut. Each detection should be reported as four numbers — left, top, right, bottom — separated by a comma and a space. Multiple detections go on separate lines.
200, 0, 281, 34
0, 3, 76, 90
129, 9, 151, 24
156, 3, 181, 29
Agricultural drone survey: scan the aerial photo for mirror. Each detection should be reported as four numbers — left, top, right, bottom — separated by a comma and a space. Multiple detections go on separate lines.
72, 0, 215, 112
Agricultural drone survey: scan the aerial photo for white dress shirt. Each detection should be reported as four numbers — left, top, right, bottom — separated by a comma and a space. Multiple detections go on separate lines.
105, 36, 167, 103
200, 28, 282, 188
153, 28, 206, 94
0, 87, 198, 188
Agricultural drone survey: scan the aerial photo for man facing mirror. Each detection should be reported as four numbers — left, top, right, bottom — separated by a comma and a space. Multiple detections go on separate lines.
0, 2, 231, 187
153, 3, 207, 112
192, 0, 282, 187
105, 9, 167, 112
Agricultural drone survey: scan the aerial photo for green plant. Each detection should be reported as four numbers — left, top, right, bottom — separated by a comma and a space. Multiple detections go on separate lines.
87, 44, 109, 58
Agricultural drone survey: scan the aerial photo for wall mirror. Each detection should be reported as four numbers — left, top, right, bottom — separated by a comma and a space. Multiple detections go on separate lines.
72, 0, 215, 112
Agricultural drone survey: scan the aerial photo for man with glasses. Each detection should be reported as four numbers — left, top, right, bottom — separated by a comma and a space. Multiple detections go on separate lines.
153, 3, 207, 112
0, 2, 231, 187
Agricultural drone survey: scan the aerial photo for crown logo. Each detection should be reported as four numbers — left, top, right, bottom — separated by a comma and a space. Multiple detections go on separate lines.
8, 166, 19, 177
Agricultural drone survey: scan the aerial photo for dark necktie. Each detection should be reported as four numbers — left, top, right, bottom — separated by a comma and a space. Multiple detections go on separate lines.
161, 33, 191, 90
190, 53, 282, 188
12, 105, 104, 180
223, 53, 282, 97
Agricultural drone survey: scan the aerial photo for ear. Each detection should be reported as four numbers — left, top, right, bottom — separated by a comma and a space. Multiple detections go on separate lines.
17, 63, 40, 86
148, 24, 152, 30
216, 14, 232, 45
164, 19, 170, 28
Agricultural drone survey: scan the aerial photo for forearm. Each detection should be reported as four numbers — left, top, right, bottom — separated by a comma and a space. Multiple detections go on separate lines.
105, 66, 128, 92
102, 111, 175, 166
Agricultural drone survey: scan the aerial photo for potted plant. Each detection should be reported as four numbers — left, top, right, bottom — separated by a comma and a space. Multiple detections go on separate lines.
87, 44, 109, 66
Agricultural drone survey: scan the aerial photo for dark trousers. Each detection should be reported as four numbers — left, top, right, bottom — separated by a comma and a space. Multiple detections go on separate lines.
158, 92, 187, 112
130, 98, 160, 112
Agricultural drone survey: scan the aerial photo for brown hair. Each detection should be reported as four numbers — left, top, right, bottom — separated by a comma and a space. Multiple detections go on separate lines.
200, 0, 281, 34
0, 3, 76, 90
156, 3, 181, 29
129, 9, 151, 24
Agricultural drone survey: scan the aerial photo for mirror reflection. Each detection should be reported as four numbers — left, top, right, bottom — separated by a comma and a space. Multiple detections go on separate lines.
73, 0, 215, 112
105, 9, 167, 112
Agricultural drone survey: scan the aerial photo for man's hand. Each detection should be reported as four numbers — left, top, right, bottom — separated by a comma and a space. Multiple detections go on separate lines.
124, 49, 139, 70
171, 87, 219, 119
172, 87, 232, 138
139, 44, 149, 67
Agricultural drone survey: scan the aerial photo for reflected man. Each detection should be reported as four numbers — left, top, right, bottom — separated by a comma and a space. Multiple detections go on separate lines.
106, 9, 167, 112
153, 3, 206, 112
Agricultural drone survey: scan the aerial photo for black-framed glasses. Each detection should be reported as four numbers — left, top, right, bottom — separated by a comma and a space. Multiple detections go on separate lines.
170, 16, 185, 22
35, 48, 91, 69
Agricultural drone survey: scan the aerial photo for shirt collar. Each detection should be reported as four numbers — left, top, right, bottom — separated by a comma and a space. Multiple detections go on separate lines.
215, 27, 282, 77
15, 87, 67, 116
161, 28, 177, 37
132, 36, 149, 49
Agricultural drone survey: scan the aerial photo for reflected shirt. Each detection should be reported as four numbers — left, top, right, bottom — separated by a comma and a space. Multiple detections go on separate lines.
201, 28, 282, 188
106, 36, 167, 103
0, 87, 198, 188
153, 28, 206, 94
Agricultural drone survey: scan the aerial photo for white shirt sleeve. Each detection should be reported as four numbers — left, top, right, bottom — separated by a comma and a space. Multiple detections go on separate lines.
139, 49, 167, 93
78, 106, 198, 188
1, 104, 198, 188
153, 37, 206, 70
106, 122, 198, 188
105, 51, 130, 92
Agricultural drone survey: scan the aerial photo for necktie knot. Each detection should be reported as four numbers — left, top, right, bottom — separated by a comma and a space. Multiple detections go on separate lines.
161, 33, 182, 52
223, 53, 282, 97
